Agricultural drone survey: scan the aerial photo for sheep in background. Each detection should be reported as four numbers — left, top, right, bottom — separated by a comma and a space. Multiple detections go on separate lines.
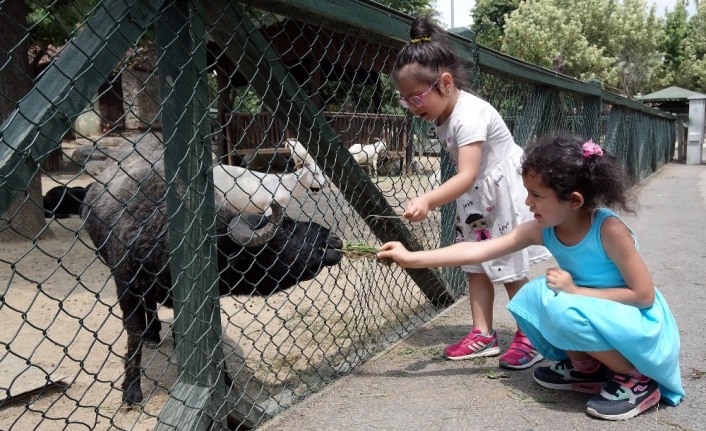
81, 134, 343, 405
43, 184, 93, 218
348, 138, 387, 177
212, 156, 326, 215
430, 169, 442, 189
410, 157, 427, 175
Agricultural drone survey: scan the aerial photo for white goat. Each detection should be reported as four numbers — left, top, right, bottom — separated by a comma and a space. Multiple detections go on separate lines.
410, 157, 427, 175
212, 157, 326, 215
349, 138, 387, 176
283, 138, 313, 167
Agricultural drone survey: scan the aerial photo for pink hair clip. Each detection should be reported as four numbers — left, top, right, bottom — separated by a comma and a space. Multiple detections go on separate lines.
583, 139, 603, 158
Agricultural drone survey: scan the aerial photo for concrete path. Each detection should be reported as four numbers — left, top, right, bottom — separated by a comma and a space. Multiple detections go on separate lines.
259, 162, 706, 431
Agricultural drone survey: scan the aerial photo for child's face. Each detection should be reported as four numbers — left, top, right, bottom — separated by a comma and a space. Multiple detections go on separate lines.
395, 70, 454, 123
522, 171, 573, 227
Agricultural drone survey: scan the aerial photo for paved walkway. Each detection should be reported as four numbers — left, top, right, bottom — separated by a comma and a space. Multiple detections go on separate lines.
259, 162, 706, 431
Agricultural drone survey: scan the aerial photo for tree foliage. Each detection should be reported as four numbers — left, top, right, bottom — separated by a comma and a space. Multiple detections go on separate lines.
673, 0, 706, 92
26, 0, 98, 64
470, 0, 706, 95
471, 0, 521, 50
497, 0, 665, 97
661, 0, 691, 74
379, 0, 433, 16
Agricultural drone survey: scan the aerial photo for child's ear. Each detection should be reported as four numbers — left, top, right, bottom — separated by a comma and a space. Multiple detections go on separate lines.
570, 192, 585, 210
440, 72, 454, 91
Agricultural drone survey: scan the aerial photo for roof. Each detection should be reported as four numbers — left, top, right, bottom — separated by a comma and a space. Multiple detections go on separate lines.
639, 86, 706, 101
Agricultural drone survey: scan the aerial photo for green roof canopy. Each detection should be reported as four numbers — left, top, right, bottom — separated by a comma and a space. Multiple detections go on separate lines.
639, 86, 706, 102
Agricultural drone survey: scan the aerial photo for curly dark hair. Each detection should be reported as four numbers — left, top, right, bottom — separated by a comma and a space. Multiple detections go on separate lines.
390, 12, 471, 92
521, 134, 637, 214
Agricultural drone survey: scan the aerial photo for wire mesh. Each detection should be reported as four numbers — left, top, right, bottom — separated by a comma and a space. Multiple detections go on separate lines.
0, 1, 676, 430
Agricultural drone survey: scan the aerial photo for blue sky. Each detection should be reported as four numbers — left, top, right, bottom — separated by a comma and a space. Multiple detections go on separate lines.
435, 0, 698, 28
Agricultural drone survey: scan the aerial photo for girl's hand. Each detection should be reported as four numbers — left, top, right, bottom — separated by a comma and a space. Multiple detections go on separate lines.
403, 197, 430, 222
545, 267, 578, 294
377, 242, 413, 267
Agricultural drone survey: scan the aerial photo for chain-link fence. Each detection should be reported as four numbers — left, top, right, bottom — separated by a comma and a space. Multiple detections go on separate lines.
0, 1, 676, 430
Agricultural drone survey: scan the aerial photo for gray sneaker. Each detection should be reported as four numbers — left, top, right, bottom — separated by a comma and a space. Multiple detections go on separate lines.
533, 359, 609, 394
586, 372, 661, 420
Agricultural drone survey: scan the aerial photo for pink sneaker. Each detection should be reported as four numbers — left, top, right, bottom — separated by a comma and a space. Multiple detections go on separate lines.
499, 330, 544, 370
444, 329, 500, 360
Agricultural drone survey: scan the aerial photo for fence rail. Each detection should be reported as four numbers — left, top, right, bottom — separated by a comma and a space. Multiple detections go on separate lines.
0, 1, 676, 430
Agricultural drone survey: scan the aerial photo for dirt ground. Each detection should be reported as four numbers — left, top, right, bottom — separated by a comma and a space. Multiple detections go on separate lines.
0, 135, 444, 430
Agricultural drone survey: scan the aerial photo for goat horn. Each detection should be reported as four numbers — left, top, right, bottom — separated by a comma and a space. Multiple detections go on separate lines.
228, 201, 284, 247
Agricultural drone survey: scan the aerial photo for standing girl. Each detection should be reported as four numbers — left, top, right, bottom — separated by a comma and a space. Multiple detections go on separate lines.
377, 134, 684, 420
391, 14, 550, 369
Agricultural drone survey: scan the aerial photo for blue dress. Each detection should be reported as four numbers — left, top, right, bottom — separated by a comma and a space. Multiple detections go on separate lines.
506, 208, 685, 406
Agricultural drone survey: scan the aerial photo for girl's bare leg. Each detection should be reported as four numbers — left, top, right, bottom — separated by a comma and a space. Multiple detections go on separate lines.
467, 272, 495, 334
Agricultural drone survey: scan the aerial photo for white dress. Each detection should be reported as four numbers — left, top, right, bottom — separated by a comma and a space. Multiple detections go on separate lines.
434, 91, 550, 283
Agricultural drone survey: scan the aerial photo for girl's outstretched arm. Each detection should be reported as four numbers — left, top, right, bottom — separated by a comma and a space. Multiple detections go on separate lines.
378, 219, 543, 268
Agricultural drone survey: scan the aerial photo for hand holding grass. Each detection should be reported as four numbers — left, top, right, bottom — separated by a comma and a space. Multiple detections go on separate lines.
376, 241, 413, 268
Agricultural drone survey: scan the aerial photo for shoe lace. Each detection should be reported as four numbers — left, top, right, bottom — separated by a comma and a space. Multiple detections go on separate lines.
603, 372, 629, 396
551, 358, 571, 373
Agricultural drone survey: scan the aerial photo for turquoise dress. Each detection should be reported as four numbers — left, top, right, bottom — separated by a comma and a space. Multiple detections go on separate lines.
507, 209, 685, 406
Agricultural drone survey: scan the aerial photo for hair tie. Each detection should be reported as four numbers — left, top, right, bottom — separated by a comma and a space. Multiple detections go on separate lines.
583, 139, 603, 158
411, 37, 432, 43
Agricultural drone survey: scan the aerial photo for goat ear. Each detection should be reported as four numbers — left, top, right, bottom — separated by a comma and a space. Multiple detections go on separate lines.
293, 161, 303, 170
228, 202, 283, 247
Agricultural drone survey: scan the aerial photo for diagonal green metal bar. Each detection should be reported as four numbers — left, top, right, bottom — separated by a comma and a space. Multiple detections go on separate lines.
204, 0, 453, 306
0, 0, 165, 215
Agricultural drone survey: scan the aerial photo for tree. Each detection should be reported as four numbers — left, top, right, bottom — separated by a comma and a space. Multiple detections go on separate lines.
0, 0, 45, 242
673, 0, 706, 93
379, 0, 433, 16
499, 0, 665, 97
610, 0, 664, 96
501, 0, 614, 77
26, 0, 98, 69
471, 0, 521, 50
660, 0, 691, 77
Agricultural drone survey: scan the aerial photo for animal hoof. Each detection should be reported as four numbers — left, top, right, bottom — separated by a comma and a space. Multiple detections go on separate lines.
122, 384, 144, 405
143, 321, 163, 347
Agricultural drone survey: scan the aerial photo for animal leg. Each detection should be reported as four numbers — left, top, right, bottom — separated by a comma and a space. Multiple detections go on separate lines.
119, 289, 147, 405
143, 297, 162, 347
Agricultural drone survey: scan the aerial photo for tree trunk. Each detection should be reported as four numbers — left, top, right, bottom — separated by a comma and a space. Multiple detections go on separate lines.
0, 0, 46, 242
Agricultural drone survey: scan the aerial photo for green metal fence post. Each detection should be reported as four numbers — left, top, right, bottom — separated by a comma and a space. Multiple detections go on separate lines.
154, 0, 242, 429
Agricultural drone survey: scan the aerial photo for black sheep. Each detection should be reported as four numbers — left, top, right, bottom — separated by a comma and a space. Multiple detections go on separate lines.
43, 184, 91, 218
81, 136, 343, 405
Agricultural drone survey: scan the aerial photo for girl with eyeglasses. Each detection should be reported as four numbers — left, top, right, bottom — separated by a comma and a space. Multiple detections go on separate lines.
391, 13, 551, 369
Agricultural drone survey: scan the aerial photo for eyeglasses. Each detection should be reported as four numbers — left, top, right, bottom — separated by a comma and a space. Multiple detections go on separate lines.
397, 78, 440, 109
